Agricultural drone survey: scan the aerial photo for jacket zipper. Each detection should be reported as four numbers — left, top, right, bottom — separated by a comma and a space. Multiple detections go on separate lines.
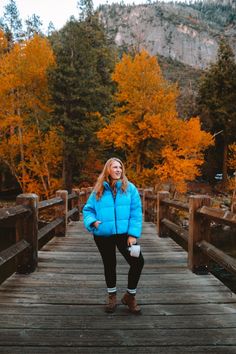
111, 189, 118, 234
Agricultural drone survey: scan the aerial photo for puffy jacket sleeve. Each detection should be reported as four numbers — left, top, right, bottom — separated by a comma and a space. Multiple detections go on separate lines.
83, 192, 97, 233
127, 184, 142, 238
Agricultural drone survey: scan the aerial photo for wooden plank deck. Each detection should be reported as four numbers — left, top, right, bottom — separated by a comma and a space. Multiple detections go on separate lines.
0, 221, 236, 353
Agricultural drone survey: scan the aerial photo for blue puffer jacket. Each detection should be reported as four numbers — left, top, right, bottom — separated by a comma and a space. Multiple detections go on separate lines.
83, 181, 142, 238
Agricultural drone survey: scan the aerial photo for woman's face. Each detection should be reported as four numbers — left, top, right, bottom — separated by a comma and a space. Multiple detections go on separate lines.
109, 161, 122, 180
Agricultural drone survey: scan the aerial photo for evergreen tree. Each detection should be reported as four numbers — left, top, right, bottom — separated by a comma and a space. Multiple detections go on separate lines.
1, 0, 23, 42
197, 39, 236, 185
25, 14, 43, 39
49, 14, 115, 190
47, 21, 56, 36
77, 0, 94, 20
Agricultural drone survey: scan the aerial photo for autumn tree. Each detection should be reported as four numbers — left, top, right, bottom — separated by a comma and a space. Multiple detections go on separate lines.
0, 32, 62, 198
49, 8, 115, 190
197, 39, 236, 186
98, 50, 213, 192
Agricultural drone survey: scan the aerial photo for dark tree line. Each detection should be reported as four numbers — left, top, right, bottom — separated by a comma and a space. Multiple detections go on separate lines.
197, 38, 236, 185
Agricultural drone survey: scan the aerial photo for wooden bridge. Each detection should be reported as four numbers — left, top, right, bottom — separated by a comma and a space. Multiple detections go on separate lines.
0, 189, 236, 353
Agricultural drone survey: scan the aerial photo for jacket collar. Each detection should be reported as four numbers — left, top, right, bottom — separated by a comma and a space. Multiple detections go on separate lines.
103, 180, 122, 190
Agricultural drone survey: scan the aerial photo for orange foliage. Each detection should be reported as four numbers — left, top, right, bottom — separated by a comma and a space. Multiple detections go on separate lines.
0, 30, 8, 57
227, 143, 236, 192
98, 50, 214, 192
228, 143, 236, 171
0, 33, 62, 198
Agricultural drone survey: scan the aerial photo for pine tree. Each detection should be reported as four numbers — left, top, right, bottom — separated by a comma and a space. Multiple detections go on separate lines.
25, 14, 43, 39
197, 38, 236, 185
77, 0, 94, 20
1, 0, 23, 43
49, 14, 115, 190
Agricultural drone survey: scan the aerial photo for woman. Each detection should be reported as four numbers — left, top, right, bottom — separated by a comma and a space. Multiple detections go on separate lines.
83, 157, 144, 314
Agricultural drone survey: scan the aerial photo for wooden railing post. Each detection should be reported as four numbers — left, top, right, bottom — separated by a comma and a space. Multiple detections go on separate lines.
157, 191, 170, 237
16, 193, 39, 273
55, 190, 68, 236
188, 195, 212, 273
71, 188, 80, 221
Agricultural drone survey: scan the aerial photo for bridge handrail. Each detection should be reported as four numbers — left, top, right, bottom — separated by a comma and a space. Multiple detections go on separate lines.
0, 204, 31, 222
38, 197, 63, 211
0, 188, 90, 284
141, 189, 236, 276
1, 186, 235, 284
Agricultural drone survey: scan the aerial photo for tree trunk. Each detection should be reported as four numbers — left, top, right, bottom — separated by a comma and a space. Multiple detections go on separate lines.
222, 138, 228, 188
63, 149, 73, 193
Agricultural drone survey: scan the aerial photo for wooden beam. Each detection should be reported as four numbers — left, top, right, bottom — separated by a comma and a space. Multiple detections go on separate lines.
197, 206, 236, 226
162, 218, 188, 242
55, 190, 68, 237
67, 208, 79, 220
38, 197, 62, 211
198, 240, 236, 275
188, 195, 212, 273
0, 240, 29, 267
157, 191, 170, 237
38, 217, 64, 241
16, 193, 39, 273
162, 199, 189, 212
0, 205, 30, 223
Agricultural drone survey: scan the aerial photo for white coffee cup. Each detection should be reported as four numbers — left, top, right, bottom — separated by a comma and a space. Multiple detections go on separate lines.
128, 244, 141, 258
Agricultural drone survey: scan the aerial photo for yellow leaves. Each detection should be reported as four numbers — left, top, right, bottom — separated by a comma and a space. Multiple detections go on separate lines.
228, 143, 236, 171
0, 126, 63, 199
112, 50, 178, 117
0, 32, 61, 198
0, 30, 8, 57
0, 34, 55, 115
155, 146, 202, 193
174, 118, 213, 150
99, 50, 178, 151
98, 50, 214, 192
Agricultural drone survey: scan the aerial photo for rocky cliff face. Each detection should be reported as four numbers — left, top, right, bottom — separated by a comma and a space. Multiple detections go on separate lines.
99, 1, 236, 69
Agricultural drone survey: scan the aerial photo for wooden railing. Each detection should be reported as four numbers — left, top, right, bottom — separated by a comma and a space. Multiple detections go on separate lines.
140, 189, 236, 275
0, 188, 89, 284
1, 186, 235, 284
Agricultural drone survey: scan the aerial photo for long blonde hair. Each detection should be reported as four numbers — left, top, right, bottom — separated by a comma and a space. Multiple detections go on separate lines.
94, 158, 128, 199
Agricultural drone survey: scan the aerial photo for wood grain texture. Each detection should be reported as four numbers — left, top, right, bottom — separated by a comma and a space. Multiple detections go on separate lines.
0, 220, 236, 353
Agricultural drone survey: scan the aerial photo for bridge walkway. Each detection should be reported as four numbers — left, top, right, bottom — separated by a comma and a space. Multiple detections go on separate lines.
0, 221, 236, 353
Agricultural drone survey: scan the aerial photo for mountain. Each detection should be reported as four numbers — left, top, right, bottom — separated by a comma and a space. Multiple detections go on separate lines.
98, 0, 236, 70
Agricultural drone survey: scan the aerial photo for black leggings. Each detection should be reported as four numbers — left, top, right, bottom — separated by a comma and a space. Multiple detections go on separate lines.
94, 234, 144, 291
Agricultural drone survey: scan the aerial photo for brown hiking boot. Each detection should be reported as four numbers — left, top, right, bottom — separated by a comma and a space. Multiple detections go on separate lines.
121, 292, 141, 314
105, 293, 117, 313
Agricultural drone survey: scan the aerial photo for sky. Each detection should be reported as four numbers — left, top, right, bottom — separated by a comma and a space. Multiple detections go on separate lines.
0, 0, 186, 32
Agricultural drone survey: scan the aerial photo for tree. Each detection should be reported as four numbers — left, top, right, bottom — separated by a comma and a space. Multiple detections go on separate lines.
49, 14, 115, 190
0, 32, 61, 198
98, 50, 213, 192
0, 0, 23, 43
25, 14, 43, 39
77, 0, 94, 20
47, 21, 56, 36
197, 38, 236, 186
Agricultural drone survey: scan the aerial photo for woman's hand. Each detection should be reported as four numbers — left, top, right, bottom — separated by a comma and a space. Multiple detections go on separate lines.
127, 235, 137, 246
93, 221, 101, 229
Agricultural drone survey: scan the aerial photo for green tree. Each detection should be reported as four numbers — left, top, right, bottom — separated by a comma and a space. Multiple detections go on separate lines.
0, 0, 23, 43
197, 38, 236, 185
77, 0, 94, 20
49, 14, 115, 190
25, 14, 43, 39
